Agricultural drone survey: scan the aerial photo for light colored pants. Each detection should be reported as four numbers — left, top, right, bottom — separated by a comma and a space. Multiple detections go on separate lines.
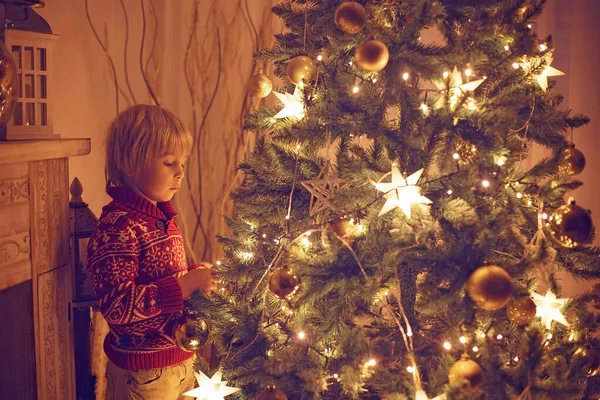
106, 357, 196, 400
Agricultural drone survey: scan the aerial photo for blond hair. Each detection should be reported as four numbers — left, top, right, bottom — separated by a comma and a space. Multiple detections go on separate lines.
105, 105, 193, 188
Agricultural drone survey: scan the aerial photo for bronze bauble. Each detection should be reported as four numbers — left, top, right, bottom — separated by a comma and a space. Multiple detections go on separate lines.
548, 201, 594, 247
174, 317, 209, 352
248, 71, 273, 98
448, 355, 483, 387
506, 296, 536, 326
287, 56, 317, 86
268, 267, 301, 299
257, 385, 288, 400
355, 39, 389, 72
334, 1, 367, 35
558, 144, 586, 176
467, 265, 512, 311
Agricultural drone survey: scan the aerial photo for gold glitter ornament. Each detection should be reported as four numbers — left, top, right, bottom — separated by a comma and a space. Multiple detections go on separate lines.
467, 265, 513, 311
448, 354, 483, 387
334, 1, 367, 35
287, 56, 317, 86
506, 296, 536, 326
248, 70, 273, 98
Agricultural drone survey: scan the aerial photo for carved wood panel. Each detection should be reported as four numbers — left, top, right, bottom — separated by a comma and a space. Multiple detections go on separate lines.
37, 265, 73, 400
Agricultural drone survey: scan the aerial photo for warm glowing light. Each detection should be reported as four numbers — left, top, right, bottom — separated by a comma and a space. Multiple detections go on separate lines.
443, 71, 449, 78
183, 371, 240, 399
480, 333, 486, 339
542, 213, 548, 220
349, 61, 353, 66
333, 373, 339, 379
497, 158, 505, 166
420, 103, 429, 114
527, 24, 532, 29
540, 44, 548, 51
514, 356, 519, 362
472, 346, 479, 352
497, 334, 503, 340
216, 261, 222, 265
569, 333, 575, 342
368, 359, 376, 366
512, 62, 520, 69
532, 290, 570, 328
384, 291, 389, 296
453, 153, 460, 160
262, 233, 267, 238
547, 333, 553, 340
317, 54, 323, 61
402, 72, 409, 80
372, 78, 378, 83
352, 86, 359, 93
374, 167, 432, 219
504, 45, 510, 51
460, 336, 467, 344
240, 252, 254, 261
407, 366, 415, 373
301, 237, 310, 246
443, 342, 451, 350
298, 331, 306, 340
482, 180, 490, 188
516, 192, 523, 199
407, 330, 413, 337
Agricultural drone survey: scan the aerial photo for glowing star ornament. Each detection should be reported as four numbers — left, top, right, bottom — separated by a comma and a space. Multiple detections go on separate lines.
433, 67, 485, 111
374, 166, 431, 219
273, 86, 305, 120
521, 52, 565, 92
531, 290, 570, 328
183, 371, 240, 400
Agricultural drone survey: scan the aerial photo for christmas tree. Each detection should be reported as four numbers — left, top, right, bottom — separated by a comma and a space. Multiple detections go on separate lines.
182, 1, 600, 399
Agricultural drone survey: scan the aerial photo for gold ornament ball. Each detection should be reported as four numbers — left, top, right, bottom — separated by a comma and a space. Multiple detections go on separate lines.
467, 265, 513, 311
174, 317, 209, 352
334, 1, 367, 35
558, 144, 586, 176
506, 296, 536, 326
328, 218, 356, 239
268, 266, 301, 299
548, 201, 594, 247
257, 385, 288, 400
448, 355, 483, 387
355, 39, 389, 72
287, 56, 317, 86
248, 71, 273, 98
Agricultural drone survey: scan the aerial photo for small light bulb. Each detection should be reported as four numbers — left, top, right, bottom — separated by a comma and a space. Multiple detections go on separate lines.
274, 239, 280, 244
402, 72, 409, 80
443, 342, 451, 350
497, 334, 503, 340
407, 366, 415, 373
542, 213, 548, 220
407, 330, 413, 337
262, 233, 267, 238
512, 62, 520, 69
527, 24, 532, 29
482, 180, 490, 188
514, 356, 519, 362
472, 346, 479, 352
516, 192, 523, 199
460, 336, 467, 344
298, 331, 306, 340
368, 359, 376, 366
540, 44, 547, 51
547, 333, 553, 340
447, 189, 453, 195
545, 341, 549, 347
420, 103, 429, 113
443, 71, 449, 78
480, 333, 486, 339
317, 54, 323, 61
384, 291, 389, 296
296, 144, 301, 150
504, 45, 510, 51
349, 61, 353, 66
301, 236, 310, 246
216, 261, 222, 265
465, 68, 472, 77
569, 333, 575, 342
497, 158, 505, 166
352, 86, 359, 93
333, 373, 339, 379
453, 153, 460, 160
372, 78, 378, 83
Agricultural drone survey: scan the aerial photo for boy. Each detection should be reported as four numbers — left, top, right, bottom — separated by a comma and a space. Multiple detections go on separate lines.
87, 105, 217, 400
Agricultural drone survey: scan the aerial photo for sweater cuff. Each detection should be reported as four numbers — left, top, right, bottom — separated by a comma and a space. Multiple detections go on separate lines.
156, 275, 183, 314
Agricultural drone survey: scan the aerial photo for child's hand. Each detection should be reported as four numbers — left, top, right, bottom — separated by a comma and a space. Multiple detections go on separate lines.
178, 265, 218, 298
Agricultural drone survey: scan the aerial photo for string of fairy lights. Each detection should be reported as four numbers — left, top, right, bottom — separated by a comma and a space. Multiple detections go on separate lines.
182, 3, 596, 400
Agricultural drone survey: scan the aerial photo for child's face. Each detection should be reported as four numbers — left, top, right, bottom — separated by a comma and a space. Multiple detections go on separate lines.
133, 150, 188, 204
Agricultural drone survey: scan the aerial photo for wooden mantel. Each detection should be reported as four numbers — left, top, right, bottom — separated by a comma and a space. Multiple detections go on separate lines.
0, 138, 91, 164
0, 138, 90, 400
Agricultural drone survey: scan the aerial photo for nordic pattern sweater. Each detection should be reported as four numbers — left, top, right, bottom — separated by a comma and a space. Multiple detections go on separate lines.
87, 186, 197, 370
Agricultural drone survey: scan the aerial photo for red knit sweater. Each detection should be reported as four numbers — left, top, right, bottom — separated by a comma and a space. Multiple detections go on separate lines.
87, 186, 196, 370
